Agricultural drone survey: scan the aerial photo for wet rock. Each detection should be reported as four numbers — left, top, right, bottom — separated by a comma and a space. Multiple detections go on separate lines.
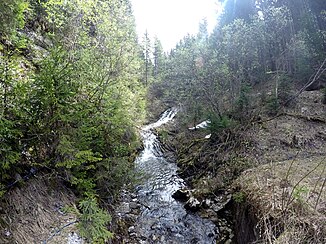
191, 237, 200, 243
4, 229, 11, 237
212, 194, 232, 213
199, 209, 219, 222
185, 196, 201, 211
128, 226, 135, 233
160, 235, 166, 242
14, 173, 23, 182
152, 234, 158, 241
125, 213, 138, 222
216, 218, 234, 243
170, 225, 180, 233
172, 189, 190, 201
202, 198, 213, 208
67, 232, 83, 244
129, 202, 138, 209
117, 202, 131, 215
129, 232, 138, 238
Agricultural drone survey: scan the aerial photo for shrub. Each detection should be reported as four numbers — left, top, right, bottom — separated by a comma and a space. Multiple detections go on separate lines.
278, 76, 295, 107
233, 191, 246, 203
78, 197, 113, 243
266, 95, 280, 116
208, 114, 236, 135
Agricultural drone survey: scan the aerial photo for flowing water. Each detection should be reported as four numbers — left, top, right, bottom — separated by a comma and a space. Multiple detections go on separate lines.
133, 108, 217, 243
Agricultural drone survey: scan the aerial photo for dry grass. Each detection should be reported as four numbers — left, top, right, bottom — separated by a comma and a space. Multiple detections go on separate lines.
0, 174, 80, 244
236, 156, 326, 243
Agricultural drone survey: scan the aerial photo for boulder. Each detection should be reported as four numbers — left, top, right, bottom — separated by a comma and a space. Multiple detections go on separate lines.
172, 189, 190, 202
185, 196, 201, 211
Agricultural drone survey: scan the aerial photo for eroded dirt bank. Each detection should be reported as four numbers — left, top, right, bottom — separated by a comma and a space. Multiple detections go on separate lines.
155, 90, 325, 243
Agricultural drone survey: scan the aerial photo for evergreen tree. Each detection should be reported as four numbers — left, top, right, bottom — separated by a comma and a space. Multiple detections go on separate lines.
153, 36, 165, 79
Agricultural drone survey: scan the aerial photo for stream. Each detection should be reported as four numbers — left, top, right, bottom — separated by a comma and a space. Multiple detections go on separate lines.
129, 108, 217, 243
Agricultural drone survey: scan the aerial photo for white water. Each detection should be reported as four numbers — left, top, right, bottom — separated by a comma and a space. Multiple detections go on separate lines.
133, 108, 217, 243
188, 120, 211, 130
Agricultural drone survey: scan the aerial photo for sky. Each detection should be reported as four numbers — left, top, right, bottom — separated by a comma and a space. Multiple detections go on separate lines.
130, 0, 223, 51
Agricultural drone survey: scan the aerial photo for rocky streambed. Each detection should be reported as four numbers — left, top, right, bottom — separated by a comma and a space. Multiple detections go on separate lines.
114, 108, 222, 243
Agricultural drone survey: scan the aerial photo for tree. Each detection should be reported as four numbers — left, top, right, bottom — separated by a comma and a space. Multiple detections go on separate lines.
0, 0, 146, 240
0, 0, 28, 38
142, 30, 152, 85
153, 36, 165, 79
218, 0, 257, 26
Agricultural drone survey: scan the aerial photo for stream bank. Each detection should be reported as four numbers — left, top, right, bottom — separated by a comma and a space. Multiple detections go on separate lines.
154, 90, 326, 244
112, 90, 325, 243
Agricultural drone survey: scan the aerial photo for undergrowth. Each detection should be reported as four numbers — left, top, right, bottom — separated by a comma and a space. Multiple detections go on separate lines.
236, 156, 326, 244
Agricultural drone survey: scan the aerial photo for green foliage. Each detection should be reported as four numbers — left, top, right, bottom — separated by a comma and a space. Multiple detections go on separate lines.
278, 75, 294, 106
0, 184, 5, 198
78, 197, 113, 243
0, 118, 21, 178
233, 84, 252, 120
293, 185, 309, 204
152, 0, 325, 128
266, 95, 280, 116
95, 157, 138, 200
158, 130, 169, 143
0, 4, 144, 238
0, 0, 29, 37
208, 114, 236, 135
233, 191, 246, 204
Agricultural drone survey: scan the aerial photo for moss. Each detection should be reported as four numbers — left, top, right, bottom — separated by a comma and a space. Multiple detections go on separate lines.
232, 191, 246, 204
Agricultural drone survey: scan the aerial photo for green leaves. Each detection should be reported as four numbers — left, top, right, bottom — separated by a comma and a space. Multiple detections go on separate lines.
56, 150, 102, 170
0, 0, 29, 37
0, 118, 21, 179
78, 197, 113, 243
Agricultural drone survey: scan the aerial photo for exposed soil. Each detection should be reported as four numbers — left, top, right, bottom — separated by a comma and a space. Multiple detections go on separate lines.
155, 90, 326, 243
251, 90, 326, 165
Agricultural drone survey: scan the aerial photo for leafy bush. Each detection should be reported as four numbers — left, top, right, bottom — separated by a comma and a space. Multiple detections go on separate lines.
233, 191, 246, 203
0, 0, 29, 37
266, 95, 280, 116
236, 84, 251, 112
0, 118, 22, 181
278, 75, 294, 106
95, 157, 138, 201
78, 197, 113, 243
208, 114, 236, 135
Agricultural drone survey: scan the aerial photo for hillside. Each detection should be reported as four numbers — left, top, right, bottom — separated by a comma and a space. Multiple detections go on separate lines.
156, 89, 325, 243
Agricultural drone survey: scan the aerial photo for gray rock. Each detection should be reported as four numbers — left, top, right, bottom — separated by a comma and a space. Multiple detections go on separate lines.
125, 214, 138, 222
172, 189, 190, 202
128, 226, 135, 233
185, 196, 201, 211
202, 199, 212, 208
212, 194, 232, 213
117, 202, 131, 214
129, 202, 138, 209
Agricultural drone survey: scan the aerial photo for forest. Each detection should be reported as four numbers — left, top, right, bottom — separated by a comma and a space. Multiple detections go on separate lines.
0, 0, 325, 243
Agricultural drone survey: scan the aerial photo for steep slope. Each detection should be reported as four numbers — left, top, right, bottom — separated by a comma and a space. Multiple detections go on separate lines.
0, 175, 80, 243
155, 90, 325, 243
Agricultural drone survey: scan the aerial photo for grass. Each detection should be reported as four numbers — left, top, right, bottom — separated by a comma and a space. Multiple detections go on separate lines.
235, 156, 326, 243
